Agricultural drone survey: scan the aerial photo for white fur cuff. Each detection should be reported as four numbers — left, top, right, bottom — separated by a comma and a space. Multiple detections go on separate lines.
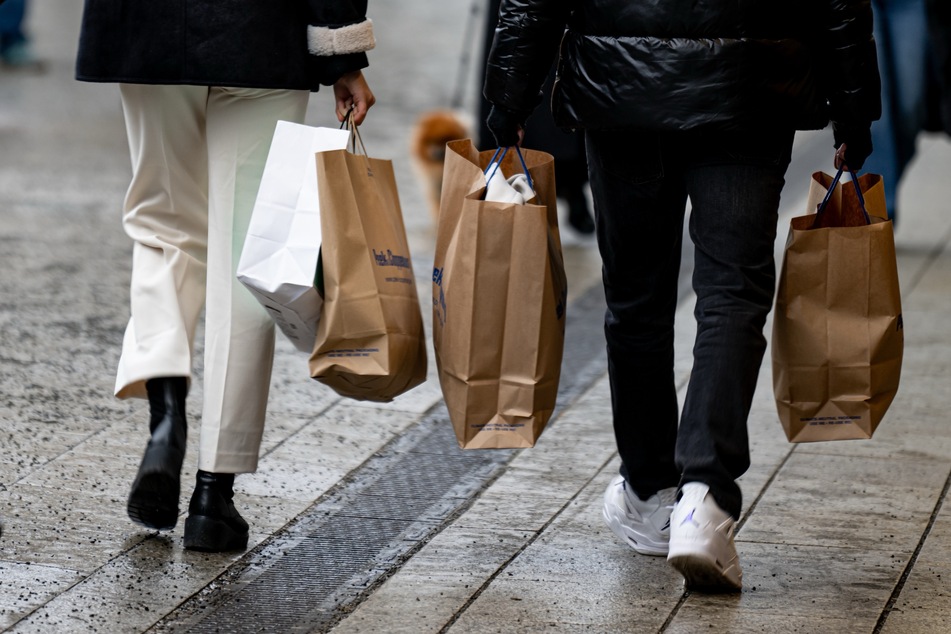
308, 19, 376, 56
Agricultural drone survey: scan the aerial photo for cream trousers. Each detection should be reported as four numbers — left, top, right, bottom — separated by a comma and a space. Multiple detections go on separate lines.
116, 84, 309, 473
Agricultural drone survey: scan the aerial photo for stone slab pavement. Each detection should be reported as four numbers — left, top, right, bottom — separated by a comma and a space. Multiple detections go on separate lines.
2, 1, 951, 633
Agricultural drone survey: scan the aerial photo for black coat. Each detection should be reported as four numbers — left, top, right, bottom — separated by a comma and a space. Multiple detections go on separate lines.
76, 0, 372, 91
484, 0, 881, 134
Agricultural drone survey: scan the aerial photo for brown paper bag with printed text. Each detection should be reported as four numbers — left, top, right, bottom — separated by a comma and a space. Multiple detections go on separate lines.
772, 170, 902, 442
432, 139, 567, 448
309, 133, 427, 402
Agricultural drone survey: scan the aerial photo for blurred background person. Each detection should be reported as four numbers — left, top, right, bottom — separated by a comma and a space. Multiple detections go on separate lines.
863, 0, 938, 224
0, 0, 44, 71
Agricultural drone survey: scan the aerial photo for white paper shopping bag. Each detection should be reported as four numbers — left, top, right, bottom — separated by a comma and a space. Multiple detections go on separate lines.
237, 121, 350, 351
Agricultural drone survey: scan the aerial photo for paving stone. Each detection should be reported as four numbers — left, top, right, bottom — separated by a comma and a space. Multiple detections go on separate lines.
879, 559, 951, 634
667, 541, 906, 632
879, 491, 951, 634
332, 526, 531, 634
738, 451, 947, 552
0, 561, 83, 630
6, 536, 248, 634
449, 576, 676, 634
0, 483, 149, 573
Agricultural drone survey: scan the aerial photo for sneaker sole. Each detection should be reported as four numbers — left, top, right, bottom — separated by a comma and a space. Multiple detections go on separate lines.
184, 515, 249, 553
668, 552, 742, 593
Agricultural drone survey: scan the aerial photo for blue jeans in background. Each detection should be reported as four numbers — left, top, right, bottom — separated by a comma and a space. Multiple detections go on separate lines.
864, 0, 932, 221
0, 0, 28, 57
0, 0, 27, 62
585, 127, 795, 520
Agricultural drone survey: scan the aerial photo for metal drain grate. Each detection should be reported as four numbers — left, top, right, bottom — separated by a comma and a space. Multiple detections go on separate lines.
154, 283, 608, 633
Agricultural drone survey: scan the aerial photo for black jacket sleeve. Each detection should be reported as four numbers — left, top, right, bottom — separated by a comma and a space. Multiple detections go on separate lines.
483, 0, 571, 117
822, 0, 882, 128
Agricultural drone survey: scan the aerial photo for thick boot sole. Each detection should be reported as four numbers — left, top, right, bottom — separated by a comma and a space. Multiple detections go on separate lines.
183, 514, 249, 552
127, 446, 184, 531
668, 553, 742, 593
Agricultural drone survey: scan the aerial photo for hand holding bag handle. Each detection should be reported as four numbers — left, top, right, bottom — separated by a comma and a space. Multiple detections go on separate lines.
340, 105, 372, 166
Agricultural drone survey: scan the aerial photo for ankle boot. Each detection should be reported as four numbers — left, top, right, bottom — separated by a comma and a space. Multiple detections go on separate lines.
183, 470, 249, 552
127, 377, 188, 530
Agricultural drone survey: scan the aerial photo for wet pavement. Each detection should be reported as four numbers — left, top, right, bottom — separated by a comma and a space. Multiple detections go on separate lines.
2, 1, 951, 633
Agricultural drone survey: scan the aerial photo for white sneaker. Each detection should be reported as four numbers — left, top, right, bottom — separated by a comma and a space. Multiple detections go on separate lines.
602, 474, 677, 556
667, 482, 743, 592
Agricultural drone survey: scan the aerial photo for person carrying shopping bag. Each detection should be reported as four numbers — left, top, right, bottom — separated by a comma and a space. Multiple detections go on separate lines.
483, 0, 880, 591
75, 1, 376, 552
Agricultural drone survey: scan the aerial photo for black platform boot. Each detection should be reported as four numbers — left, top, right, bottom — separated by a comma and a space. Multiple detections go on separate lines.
183, 470, 249, 552
127, 377, 188, 530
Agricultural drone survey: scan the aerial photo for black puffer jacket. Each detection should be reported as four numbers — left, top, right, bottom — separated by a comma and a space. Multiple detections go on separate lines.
484, 0, 880, 134
76, 0, 374, 91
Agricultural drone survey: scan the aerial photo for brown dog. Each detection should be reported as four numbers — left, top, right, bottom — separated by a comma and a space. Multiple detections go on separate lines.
410, 109, 472, 222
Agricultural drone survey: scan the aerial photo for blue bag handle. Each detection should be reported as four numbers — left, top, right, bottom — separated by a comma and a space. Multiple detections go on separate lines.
815, 166, 871, 225
484, 146, 534, 192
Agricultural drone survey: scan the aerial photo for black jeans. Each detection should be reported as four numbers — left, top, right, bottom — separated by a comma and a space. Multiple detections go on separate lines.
586, 127, 795, 519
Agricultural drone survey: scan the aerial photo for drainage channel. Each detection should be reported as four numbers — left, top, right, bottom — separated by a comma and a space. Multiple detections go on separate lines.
151, 282, 610, 634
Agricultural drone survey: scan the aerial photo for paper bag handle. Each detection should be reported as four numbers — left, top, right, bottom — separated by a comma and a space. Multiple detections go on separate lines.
339, 107, 373, 175
339, 107, 370, 157
815, 166, 872, 225
484, 146, 534, 192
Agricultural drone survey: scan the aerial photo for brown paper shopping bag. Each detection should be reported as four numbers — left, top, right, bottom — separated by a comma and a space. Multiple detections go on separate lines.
432, 140, 567, 449
309, 119, 427, 402
772, 168, 903, 442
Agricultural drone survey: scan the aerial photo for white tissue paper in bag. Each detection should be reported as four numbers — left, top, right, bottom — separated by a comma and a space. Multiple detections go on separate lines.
483, 161, 536, 204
